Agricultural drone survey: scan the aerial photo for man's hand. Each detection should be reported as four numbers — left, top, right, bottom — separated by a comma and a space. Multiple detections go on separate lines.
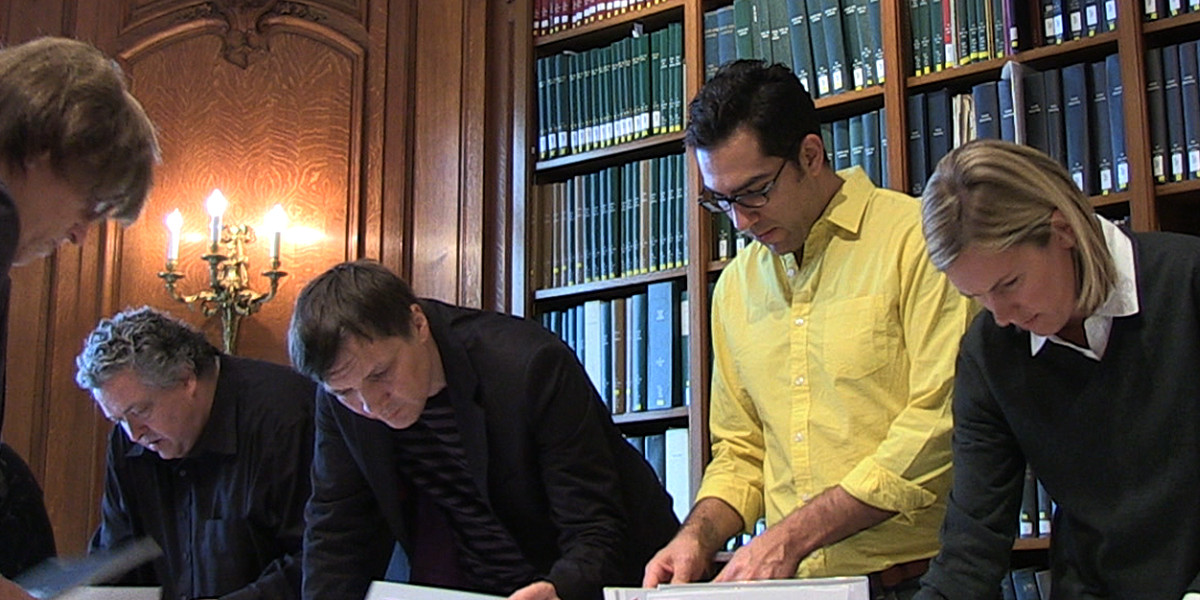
642, 530, 713, 587
0, 577, 33, 600
508, 580, 559, 600
712, 524, 802, 582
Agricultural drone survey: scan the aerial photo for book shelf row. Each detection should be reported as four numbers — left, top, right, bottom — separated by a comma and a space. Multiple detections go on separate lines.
535, 0, 672, 37
535, 22, 684, 160
540, 280, 691, 417
908, 55, 1130, 198
1147, 41, 1200, 183
703, 0, 886, 98
538, 154, 688, 289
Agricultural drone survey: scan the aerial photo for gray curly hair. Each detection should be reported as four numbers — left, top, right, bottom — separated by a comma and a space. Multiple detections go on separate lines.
75, 306, 218, 391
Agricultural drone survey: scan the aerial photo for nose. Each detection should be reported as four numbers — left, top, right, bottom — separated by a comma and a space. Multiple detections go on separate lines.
728, 204, 758, 232
987, 296, 1016, 327
120, 418, 148, 443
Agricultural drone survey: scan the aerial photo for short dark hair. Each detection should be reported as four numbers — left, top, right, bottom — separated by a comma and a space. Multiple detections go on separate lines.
684, 59, 820, 159
288, 260, 420, 382
76, 307, 218, 391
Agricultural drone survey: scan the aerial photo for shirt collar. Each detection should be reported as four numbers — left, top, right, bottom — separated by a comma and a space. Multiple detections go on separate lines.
823, 166, 873, 237
1029, 216, 1139, 356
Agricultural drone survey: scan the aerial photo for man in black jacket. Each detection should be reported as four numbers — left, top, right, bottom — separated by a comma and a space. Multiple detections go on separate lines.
289, 260, 679, 600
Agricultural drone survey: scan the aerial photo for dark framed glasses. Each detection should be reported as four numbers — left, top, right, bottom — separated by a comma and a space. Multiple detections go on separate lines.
697, 159, 788, 214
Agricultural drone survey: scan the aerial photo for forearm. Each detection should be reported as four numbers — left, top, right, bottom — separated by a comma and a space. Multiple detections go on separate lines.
772, 486, 895, 559
679, 497, 746, 555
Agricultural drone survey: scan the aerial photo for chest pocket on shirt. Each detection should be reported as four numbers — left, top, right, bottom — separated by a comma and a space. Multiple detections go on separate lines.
812, 295, 896, 380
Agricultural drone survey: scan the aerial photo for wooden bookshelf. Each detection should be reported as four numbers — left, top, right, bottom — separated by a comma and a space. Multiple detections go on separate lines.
515, 0, 1200, 568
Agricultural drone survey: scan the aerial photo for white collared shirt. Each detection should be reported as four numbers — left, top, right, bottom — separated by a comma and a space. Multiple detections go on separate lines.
1029, 216, 1138, 360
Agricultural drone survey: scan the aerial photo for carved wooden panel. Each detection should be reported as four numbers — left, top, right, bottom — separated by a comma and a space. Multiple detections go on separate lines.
115, 26, 359, 364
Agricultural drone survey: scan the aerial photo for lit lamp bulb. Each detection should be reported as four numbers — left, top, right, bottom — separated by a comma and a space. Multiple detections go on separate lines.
205, 189, 228, 247
165, 209, 183, 261
264, 204, 287, 260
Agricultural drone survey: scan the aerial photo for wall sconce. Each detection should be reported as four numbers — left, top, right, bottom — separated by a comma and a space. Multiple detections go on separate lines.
157, 189, 288, 353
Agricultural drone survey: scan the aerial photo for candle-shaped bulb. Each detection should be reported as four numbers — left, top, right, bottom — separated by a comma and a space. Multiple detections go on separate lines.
165, 209, 183, 261
206, 189, 228, 246
264, 204, 287, 260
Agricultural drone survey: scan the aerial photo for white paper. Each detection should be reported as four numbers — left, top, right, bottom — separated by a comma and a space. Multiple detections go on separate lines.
606, 576, 870, 600
365, 582, 503, 600
55, 588, 160, 600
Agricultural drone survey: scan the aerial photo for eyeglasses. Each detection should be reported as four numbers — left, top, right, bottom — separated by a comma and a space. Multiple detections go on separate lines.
697, 159, 789, 214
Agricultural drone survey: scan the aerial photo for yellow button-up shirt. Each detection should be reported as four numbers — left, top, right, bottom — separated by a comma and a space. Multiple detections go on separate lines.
696, 167, 977, 577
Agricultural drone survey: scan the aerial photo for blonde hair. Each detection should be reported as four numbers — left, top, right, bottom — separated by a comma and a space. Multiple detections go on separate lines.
0, 37, 160, 224
921, 139, 1116, 316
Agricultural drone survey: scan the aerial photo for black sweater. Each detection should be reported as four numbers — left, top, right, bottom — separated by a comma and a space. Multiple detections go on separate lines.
919, 231, 1200, 599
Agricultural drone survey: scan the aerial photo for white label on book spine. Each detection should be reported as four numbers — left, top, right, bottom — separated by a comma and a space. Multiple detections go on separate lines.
1072, 171, 1084, 189
818, 74, 830, 96
1100, 168, 1113, 191
1070, 11, 1082, 33
1045, 17, 1056, 37
832, 70, 844, 92
1145, 0, 1156, 15
1170, 0, 1182, 11
1054, 15, 1065, 37
1107, 0, 1118, 19
854, 67, 865, 88
1118, 161, 1130, 188
1190, 149, 1200, 174
1174, 152, 1185, 176
1154, 155, 1165, 178
1086, 6, 1099, 27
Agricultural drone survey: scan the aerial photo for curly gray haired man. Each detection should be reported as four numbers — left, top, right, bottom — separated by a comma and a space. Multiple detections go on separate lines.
75, 306, 315, 600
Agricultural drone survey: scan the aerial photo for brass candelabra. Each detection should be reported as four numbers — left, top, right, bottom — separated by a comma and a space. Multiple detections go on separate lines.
157, 191, 288, 353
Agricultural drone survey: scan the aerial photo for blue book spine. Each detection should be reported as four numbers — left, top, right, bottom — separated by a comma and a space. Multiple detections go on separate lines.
1105, 54, 1128, 190
1023, 70, 1049, 154
1062, 62, 1093, 194
646, 280, 681, 410
997, 77, 1018, 142
717, 6, 738, 67
927, 88, 952, 169
820, 0, 849, 93
1088, 61, 1114, 194
807, 0, 831, 97
1043, 69, 1066, 168
972, 80, 1000, 140
863, 109, 882, 185
1179, 41, 1200, 180
704, 9, 721, 81
1145, 48, 1170, 182
786, 0, 817, 94
833, 118, 851, 170
628, 292, 648, 412
1164, 43, 1186, 181
908, 93, 929, 195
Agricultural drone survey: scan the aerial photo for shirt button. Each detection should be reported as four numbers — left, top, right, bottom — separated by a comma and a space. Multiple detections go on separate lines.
794, 376, 805, 386
794, 432, 804, 442
787, 269, 796, 278
794, 318, 805, 326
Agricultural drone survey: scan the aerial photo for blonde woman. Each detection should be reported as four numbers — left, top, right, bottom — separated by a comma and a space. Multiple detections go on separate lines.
915, 139, 1200, 599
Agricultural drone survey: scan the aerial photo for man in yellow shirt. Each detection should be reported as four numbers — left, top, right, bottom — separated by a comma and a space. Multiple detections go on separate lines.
643, 60, 976, 598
